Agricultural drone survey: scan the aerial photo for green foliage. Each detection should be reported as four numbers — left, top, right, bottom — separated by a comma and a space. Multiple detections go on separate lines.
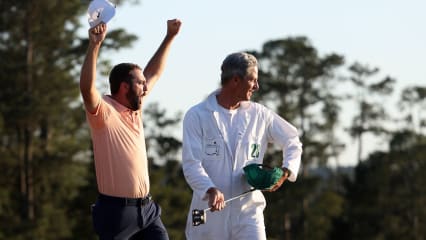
0, 0, 89, 233
304, 190, 344, 240
144, 102, 182, 165
340, 133, 426, 239
398, 86, 426, 133
346, 62, 396, 163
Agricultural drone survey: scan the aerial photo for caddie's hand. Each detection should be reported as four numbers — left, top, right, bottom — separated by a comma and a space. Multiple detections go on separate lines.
89, 22, 107, 45
204, 187, 225, 212
268, 168, 291, 192
166, 19, 182, 37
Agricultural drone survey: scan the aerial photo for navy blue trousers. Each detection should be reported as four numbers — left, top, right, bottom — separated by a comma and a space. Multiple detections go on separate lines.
92, 194, 169, 240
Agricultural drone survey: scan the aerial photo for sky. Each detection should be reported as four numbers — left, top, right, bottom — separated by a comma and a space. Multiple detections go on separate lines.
85, 0, 426, 166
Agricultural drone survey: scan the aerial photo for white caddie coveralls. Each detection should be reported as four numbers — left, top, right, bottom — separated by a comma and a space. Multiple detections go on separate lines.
182, 90, 302, 240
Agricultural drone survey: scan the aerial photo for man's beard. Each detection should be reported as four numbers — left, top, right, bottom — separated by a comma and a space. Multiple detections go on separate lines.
126, 86, 141, 111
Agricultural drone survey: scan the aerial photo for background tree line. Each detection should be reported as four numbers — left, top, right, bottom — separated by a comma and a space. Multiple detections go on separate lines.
0, 1, 425, 239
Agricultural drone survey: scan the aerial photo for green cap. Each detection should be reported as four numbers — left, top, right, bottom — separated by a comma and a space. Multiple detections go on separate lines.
243, 164, 283, 190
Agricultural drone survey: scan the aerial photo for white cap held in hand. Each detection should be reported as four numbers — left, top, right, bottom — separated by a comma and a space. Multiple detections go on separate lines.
87, 0, 116, 28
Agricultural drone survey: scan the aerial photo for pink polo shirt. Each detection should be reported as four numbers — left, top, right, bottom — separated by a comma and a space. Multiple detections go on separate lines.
86, 95, 150, 198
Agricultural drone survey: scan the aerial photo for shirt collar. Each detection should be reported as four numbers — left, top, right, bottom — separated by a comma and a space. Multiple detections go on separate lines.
205, 89, 250, 111
104, 95, 140, 114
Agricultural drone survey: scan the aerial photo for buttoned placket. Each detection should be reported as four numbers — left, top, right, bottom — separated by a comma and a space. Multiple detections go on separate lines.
131, 111, 140, 130
123, 110, 141, 132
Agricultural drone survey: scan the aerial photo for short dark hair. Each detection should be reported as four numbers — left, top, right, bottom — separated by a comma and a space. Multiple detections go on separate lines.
109, 63, 142, 94
220, 52, 258, 86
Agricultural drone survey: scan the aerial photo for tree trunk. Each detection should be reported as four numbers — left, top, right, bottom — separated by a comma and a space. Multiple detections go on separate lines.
24, 127, 35, 220
23, 1, 35, 220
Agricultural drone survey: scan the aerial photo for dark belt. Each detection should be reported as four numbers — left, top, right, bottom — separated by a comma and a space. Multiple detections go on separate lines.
98, 193, 152, 206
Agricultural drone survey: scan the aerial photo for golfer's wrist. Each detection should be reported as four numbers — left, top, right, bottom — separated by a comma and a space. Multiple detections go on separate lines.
88, 42, 102, 52
282, 167, 291, 178
206, 187, 217, 194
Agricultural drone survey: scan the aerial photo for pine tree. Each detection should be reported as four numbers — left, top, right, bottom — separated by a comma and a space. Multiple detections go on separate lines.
346, 62, 395, 163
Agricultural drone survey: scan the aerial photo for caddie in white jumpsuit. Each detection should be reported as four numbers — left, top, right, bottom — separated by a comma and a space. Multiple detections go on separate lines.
182, 52, 302, 240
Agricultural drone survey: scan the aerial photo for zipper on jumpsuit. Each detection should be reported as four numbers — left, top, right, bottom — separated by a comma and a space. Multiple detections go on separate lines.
211, 109, 250, 239
211, 110, 235, 234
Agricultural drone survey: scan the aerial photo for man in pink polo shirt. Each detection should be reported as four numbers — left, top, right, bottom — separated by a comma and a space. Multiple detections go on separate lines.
80, 19, 181, 240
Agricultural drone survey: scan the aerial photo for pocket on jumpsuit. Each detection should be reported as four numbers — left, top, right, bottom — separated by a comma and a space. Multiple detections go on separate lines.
203, 137, 223, 161
202, 137, 225, 181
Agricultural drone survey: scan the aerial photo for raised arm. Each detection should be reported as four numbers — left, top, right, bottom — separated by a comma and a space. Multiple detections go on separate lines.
143, 19, 182, 94
80, 23, 107, 113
